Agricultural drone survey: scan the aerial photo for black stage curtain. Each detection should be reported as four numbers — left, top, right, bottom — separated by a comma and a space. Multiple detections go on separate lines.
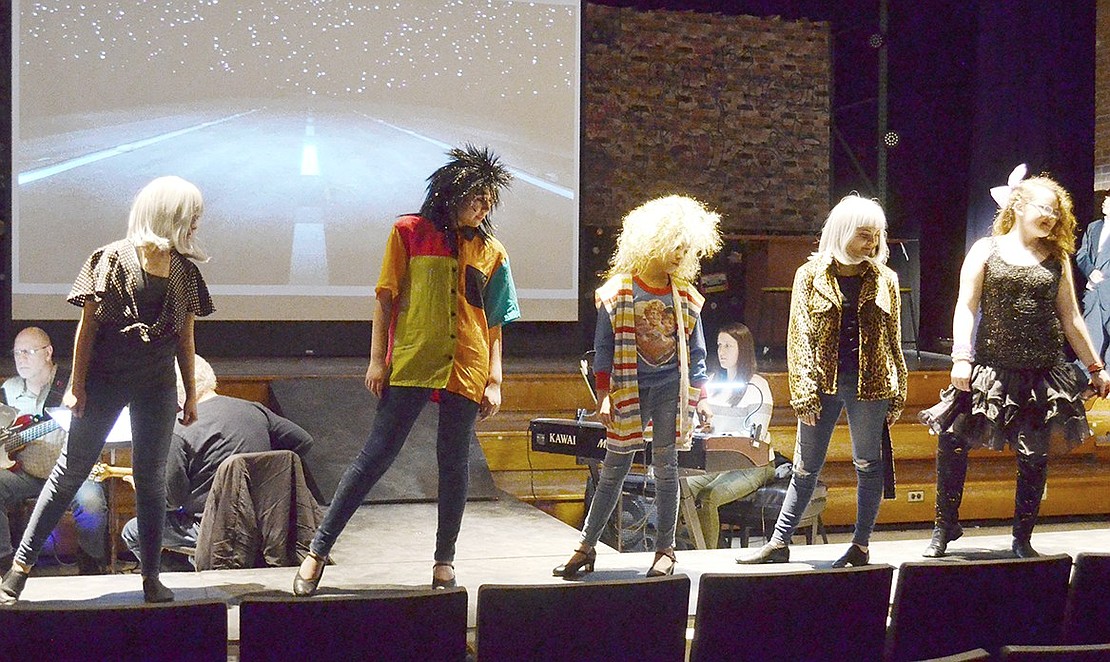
964, 3, 1096, 242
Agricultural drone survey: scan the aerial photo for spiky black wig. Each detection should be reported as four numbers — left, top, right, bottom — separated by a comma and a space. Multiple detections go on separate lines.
419, 144, 513, 242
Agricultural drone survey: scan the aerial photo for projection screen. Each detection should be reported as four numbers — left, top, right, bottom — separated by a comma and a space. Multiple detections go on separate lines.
11, 0, 580, 321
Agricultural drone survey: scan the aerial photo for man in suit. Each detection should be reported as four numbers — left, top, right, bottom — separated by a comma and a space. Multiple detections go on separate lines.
1076, 191, 1110, 365
0, 327, 107, 574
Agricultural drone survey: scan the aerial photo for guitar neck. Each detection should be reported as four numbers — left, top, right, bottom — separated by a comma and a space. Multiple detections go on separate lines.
1, 419, 60, 454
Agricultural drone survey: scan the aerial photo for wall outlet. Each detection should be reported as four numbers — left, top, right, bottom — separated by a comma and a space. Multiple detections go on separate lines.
907, 490, 925, 503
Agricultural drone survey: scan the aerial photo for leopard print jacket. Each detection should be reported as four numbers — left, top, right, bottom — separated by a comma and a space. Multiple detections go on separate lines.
785, 255, 908, 421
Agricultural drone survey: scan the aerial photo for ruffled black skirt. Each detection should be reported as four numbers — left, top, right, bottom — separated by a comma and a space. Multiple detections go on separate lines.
918, 362, 1092, 456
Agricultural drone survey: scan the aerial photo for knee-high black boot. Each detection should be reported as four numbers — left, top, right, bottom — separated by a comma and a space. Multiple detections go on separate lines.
923, 433, 969, 558
1012, 454, 1048, 558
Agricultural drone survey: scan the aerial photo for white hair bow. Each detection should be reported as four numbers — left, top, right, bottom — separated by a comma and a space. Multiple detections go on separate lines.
989, 163, 1028, 208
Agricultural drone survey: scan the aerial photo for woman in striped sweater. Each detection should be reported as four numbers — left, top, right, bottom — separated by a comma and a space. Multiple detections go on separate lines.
553, 195, 720, 579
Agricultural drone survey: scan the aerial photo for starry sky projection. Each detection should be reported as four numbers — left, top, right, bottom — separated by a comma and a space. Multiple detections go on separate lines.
18, 1, 577, 114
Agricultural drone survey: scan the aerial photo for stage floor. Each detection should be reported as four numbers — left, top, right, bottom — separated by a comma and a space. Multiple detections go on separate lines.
8, 495, 1110, 642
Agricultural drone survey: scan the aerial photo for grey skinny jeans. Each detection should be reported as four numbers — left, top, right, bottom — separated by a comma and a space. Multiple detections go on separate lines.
581, 379, 681, 551
772, 373, 888, 548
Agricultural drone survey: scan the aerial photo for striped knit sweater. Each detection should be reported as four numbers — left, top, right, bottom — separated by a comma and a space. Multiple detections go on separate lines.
595, 274, 706, 453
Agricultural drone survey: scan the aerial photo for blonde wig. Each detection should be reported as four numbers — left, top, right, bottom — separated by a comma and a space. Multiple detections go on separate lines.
127, 176, 208, 261
815, 194, 889, 266
992, 176, 1076, 260
608, 195, 722, 282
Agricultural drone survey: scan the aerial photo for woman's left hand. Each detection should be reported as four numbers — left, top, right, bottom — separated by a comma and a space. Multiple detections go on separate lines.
179, 397, 198, 426
480, 381, 502, 420
696, 400, 713, 430
1091, 369, 1110, 399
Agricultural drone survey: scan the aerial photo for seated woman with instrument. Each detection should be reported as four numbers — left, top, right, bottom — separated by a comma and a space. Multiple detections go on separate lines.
685, 323, 790, 549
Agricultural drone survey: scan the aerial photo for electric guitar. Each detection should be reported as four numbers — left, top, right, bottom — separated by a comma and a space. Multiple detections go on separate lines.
0, 414, 63, 471
90, 462, 134, 487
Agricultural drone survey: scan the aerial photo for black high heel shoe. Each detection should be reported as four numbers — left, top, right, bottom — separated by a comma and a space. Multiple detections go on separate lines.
646, 549, 676, 577
553, 546, 596, 579
432, 562, 457, 589
831, 544, 869, 568
293, 552, 326, 597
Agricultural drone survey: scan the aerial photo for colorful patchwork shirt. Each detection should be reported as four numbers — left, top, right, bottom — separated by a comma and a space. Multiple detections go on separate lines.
376, 215, 520, 404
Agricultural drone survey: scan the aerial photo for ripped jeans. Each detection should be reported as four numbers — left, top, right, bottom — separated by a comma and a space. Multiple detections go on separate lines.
772, 373, 888, 548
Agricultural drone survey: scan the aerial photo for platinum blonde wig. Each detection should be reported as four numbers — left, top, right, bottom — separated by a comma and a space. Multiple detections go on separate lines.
816, 193, 889, 265
127, 176, 208, 261
608, 195, 722, 282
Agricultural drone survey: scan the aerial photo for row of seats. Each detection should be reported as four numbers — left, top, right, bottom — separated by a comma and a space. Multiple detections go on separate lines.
0, 553, 1107, 661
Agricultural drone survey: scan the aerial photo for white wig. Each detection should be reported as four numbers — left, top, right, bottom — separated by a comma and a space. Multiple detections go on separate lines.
815, 194, 889, 265
127, 176, 208, 261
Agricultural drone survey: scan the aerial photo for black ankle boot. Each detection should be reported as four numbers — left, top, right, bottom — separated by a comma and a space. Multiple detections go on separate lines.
142, 576, 175, 603
0, 566, 30, 604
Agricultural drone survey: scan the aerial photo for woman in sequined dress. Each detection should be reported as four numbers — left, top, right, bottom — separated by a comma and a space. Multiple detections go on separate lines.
920, 168, 1110, 559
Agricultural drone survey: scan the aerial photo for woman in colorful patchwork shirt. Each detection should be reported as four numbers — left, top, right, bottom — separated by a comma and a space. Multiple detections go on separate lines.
294, 145, 519, 596
553, 195, 720, 579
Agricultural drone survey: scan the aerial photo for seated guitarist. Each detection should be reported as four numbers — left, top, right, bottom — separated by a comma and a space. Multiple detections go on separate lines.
0, 327, 107, 574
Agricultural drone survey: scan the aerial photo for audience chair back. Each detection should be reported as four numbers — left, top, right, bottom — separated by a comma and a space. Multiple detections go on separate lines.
1064, 553, 1110, 645
999, 642, 1110, 660
0, 599, 227, 661
238, 588, 468, 662
476, 575, 690, 662
689, 564, 894, 662
886, 554, 1073, 661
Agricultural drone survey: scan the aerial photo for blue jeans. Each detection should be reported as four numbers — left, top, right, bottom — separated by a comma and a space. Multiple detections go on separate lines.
310, 386, 478, 564
581, 380, 680, 551
772, 374, 888, 547
0, 472, 106, 561
121, 510, 200, 562
14, 373, 177, 577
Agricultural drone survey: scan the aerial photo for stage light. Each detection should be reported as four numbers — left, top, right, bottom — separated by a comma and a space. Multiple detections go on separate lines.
883, 131, 900, 148
868, 33, 884, 48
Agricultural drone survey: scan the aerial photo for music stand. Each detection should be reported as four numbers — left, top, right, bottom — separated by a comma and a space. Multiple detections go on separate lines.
48, 406, 133, 573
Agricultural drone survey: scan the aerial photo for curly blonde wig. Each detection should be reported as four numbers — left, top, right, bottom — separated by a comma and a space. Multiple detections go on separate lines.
992, 176, 1076, 260
608, 195, 722, 282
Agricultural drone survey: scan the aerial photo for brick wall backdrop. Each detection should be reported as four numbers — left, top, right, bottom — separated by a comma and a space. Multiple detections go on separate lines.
1097, 0, 1110, 190
581, 5, 830, 233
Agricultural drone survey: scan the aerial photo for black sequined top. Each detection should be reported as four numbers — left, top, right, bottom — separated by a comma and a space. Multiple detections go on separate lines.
974, 240, 1064, 370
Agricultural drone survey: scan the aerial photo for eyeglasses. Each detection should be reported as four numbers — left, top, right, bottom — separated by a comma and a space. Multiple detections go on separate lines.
12, 346, 49, 358
1026, 202, 1059, 220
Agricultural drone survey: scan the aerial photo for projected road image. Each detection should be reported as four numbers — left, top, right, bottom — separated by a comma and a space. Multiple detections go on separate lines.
16, 103, 574, 298
12, 0, 580, 321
